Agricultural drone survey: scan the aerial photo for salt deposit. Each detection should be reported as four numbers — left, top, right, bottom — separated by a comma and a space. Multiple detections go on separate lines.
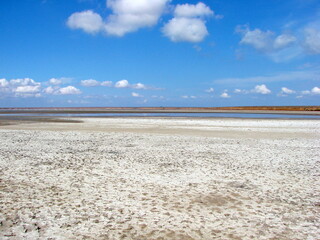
0, 117, 319, 239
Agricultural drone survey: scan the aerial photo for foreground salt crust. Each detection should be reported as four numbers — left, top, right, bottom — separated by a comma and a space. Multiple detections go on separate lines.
0, 118, 319, 240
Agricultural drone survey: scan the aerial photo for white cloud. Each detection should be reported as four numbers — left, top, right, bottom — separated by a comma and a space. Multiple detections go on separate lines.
15, 85, 40, 93
67, 1, 219, 42
10, 78, 39, 86
114, 79, 150, 89
81, 79, 113, 87
281, 87, 295, 94
234, 89, 248, 94
233, 85, 271, 95
181, 95, 196, 99
104, 0, 169, 36
236, 25, 296, 53
0, 78, 9, 87
101, 81, 113, 87
162, 17, 208, 43
237, 26, 274, 51
49, 78, 62, 85
0, 78, 42, 97
205, 87, 214, 93
174, 2, 213, 18
133, 83, 147, 89
81, 79, 100, 87
58, 86, 82, 95
304, 28, 320, 54
301, 87, 320, 95
234, 89, 241, 93
115, 79, 129, 88
1, 77, 85, 98
252, 84, 271, 94
311, 86, 320, 94
131, 92, 143, 97
48, 77, 72, 85
274, 34, 297, 49
236, 23, 320, 60
43, 86, 56, 94
162, 2, 215, 43
67, 10, 104, 34
220, 92, 230, 98
9, 78, 42, 95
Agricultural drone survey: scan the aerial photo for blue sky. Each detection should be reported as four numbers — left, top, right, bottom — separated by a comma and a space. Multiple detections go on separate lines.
0, 0, 319, 107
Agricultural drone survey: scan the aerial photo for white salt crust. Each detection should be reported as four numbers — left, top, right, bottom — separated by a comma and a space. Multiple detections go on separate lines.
0, 118, 319, 239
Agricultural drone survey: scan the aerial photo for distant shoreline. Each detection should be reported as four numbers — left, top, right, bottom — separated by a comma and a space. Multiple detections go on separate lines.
0, 106, 319, 115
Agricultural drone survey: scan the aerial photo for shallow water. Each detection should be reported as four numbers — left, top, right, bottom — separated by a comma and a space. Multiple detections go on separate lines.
1, 112, 320, 119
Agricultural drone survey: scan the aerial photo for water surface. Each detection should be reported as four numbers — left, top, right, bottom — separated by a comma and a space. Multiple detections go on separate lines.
2, 112, 320, 119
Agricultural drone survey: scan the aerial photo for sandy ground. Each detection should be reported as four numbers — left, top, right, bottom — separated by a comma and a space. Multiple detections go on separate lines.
0, 117, 319, 240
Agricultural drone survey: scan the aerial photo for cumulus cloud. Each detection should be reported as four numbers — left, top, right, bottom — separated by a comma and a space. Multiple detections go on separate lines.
44, 85, 82, 95
81, 79, 100, 87
10, 78, 40, 86
81, 79, 113, 87
131, 92, 143, 97
174, 2, 213, 18
233, 85, 271, 95
0, 78, 9, 87
58, 86, 82, 95
234, 89, 248, 94
181, 95, 197, 99
220, 92, 230, 98
115, 79, 129, 88
15, 85, 40, 93
162, 17, 208, 42
67, 1, 220, 42
101, 81, 113, 87
114, 79, 149, 89
104, 0, 170, 36
205, 87, 214, 93
48, 77, 73, 85
11, 78, 41, 96
67, 10, 104, 34
49, 78, 62, 85
311, 87, 320, 94
236, 25, 296, 53
43, 86, 56, 94
162, 2, 215, 43
67, 0, 169, 37
132, 83, 147, 89
0, 78, 42, 97
281, 87, 295, 94
301, 87, 320, 95
252, 84, 271, 94
0, 77, 85, 98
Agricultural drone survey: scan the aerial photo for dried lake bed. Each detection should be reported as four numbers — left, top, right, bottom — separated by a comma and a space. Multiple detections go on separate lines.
0, 117, 319, 240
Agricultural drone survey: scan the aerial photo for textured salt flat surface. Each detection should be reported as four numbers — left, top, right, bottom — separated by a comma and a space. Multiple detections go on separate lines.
0, 118, 319, 240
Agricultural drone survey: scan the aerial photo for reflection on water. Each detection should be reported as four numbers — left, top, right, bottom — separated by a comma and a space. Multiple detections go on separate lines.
1, 113, 320, 119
